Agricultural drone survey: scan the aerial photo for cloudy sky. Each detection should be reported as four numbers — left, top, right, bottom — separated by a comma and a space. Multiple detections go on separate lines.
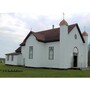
0, 0, 90, 58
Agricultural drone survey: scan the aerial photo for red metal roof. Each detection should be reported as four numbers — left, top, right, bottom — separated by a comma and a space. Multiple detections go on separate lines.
6, 47, 21, 55
15, 47, 21, 53
59, 19, 68, 26
5, 52, 21, 55
20, 23, 85, 46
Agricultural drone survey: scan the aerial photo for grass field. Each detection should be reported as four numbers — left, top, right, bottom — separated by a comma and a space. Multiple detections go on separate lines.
0, 63, 90, 77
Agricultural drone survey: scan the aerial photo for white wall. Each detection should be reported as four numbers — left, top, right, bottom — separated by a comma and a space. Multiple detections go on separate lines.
22, 34, 61, 68
59, 24, 69, 68
83, 36, 88, 68
5, 54, 23, 66
43, 42, 60, 68
21, 46, 26, 66
5, 55, 18, 65
17, 54, 23, 66
67, 26, 86, 68
21, 25, 87, 69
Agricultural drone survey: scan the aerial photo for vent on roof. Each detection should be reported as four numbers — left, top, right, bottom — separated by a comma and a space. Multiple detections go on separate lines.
52, 25, 54, 29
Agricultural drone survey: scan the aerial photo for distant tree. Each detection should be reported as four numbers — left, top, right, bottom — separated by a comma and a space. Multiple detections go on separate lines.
88, 43, 90, 66
88, 51, 90, 66
88, 43, 90, 51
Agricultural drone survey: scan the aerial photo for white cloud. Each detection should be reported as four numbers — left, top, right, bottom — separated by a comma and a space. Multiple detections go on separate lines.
0, 0, 90, 16
0, 13, 29, 42
0, 0, 90, 58
0, 13, 30, 57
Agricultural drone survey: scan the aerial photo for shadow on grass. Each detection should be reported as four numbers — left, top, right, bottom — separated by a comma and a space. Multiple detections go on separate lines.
0, 69, 23, 72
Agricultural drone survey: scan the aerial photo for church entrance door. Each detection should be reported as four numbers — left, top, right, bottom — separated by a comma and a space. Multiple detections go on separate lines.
73, 55, 77, 67
73, 47, 78, 68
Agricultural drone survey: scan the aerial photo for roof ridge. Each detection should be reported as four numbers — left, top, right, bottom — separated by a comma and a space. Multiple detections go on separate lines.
35, 27, 60, 33
36, 23, 77, 33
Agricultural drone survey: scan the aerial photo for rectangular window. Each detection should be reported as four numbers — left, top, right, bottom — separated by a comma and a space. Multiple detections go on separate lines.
29, 46, 33, 59
49, 47, 54, 60
7, 55, 9, 61
11, 55, 13, 61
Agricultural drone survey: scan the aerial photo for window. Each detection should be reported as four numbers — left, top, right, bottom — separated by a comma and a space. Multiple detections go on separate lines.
7, 55, 9, 61
74, 34, 77, 39
11, 55, 13, 61
49, 47, 54, 60
29, 46, 33, 59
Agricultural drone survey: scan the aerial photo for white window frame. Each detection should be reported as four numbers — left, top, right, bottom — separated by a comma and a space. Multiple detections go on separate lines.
7, 55, 9, 61
49, 47, 54, 60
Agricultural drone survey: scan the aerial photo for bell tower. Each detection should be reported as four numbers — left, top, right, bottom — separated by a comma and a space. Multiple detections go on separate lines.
82, 31, 88, 67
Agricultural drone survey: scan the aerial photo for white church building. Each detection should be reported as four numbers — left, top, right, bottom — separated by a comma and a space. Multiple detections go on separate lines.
5, 19, 88, 69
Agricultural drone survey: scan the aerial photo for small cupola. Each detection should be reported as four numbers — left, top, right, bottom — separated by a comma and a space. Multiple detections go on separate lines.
59, 19, 68, 26
82, 31, 88, 36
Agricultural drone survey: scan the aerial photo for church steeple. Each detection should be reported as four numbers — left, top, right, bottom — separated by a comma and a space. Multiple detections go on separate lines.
59, 13, 68, 26
59, 15, 68, 44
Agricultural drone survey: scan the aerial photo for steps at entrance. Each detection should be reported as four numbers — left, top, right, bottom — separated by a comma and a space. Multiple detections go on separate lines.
70, 67, 81, 70
80, 68, 90, 70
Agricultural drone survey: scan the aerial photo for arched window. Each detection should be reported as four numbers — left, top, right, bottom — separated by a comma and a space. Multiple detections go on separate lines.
73, 47, 79, 55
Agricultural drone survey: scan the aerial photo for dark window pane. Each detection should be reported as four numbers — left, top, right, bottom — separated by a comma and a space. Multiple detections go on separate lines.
29, 46, 33, 59
49, 47, 54, 60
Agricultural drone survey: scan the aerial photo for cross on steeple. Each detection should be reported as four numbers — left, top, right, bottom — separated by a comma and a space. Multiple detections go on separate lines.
84, 26, 86, 31
63, 12, 65, 20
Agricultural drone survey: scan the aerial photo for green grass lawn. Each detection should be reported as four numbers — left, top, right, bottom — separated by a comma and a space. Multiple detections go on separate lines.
0, 63, 90, 77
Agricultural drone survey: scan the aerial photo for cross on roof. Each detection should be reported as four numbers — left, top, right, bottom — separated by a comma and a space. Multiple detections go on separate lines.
63, 12, 65, 20
84, 26, 86, 31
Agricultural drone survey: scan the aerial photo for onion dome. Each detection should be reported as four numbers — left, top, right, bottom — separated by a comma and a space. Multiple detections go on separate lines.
82, 31, 88, 36
59, 19, 68, 26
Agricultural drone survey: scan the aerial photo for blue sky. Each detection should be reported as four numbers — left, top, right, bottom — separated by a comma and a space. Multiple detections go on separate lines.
0, 0, 90, 58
